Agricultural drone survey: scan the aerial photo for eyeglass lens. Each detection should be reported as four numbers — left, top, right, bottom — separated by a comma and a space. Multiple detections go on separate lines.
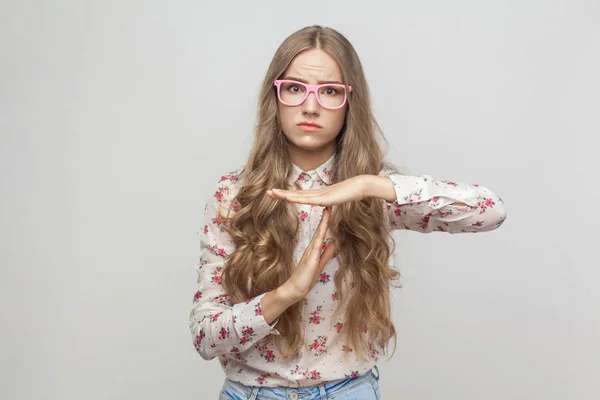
279, 82, 347, 108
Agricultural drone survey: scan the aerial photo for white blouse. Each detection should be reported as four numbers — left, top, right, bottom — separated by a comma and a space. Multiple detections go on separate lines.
189, 154, 506, 387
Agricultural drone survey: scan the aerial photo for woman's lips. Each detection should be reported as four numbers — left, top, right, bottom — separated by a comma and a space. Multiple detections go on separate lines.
298, 123, 322, 132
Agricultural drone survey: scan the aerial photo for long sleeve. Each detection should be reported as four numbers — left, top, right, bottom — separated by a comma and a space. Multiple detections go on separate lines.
189, 175, 280, 361
383, 173, 506, 233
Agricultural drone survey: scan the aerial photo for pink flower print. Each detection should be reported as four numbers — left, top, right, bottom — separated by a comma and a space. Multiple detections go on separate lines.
472, 221, 484, 227
255, 302, 263, 316
193, 291, 201, 302
332, 291, 340, 301
309, 306, 323, 325
308, 370, 321, 380
215, 191, 224, 201
255, 373, 272, 385
368, 341, 380, 361
334, 322, 343, 333
299, 173, 309, 182
208, 312, 222, 322
404, 188, 423, 203
230, 346, 239, 353
418, 216, 430, 230
203, 225, 208, 234
431, 196, 440, 203
257, 344, 277, 363
473, 183, 480, 187
231, 315, 237, 323
264, 349, 275, 362
290, 365, 301, 376
219, 172, 238, 183
477, 197, 495, 214
209, 246, 228, 258
443, 180, 458, 187
319, 272, 330, 284
239, 325, 256, 346
308, 335, 328, 356
214, 294, 229, 304
194, 329, 205, 352
345, 370, 359, 378
210, 267, 223, 284
232, 202, 240, 212
218, 327, 230, 340
299, 211, 309, 221
211, 216, 222, 226
233, 353, 247, 364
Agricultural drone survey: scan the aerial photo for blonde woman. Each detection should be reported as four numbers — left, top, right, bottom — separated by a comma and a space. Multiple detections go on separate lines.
190, 25, 506, 400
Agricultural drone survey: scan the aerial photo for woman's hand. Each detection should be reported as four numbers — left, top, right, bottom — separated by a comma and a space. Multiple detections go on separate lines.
266, 175, 368, 207
278, 206, 337, 302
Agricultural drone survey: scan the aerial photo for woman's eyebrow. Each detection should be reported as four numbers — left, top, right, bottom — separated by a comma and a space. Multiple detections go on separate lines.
282, 76, 344, 85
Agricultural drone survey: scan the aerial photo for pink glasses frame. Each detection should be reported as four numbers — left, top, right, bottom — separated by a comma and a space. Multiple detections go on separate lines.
273, 79, 353, 110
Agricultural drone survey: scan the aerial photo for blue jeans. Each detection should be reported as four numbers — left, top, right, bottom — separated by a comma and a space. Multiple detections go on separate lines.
218, 365, 381, 399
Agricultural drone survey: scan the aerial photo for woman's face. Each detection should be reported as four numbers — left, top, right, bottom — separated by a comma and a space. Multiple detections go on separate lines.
278, 48, 347, 156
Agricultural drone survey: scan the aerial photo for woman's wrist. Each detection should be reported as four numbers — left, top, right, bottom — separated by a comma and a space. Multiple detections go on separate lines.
362, 175, 397, 203
260, 285, 302, 325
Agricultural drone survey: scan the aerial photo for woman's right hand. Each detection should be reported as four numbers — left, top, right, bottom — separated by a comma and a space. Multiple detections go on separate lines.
279, 206, 338, 303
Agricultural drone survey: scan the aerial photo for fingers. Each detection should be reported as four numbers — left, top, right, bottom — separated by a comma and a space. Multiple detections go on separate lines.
303, 207, 330, 262
318, 240, 337, 271
312, 206, 331, 251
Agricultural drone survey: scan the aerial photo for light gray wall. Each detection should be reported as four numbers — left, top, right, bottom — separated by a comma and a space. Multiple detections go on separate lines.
1, 1, 598, 399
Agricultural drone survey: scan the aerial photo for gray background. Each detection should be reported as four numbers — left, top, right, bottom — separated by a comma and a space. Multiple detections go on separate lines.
1, 1, 598, 399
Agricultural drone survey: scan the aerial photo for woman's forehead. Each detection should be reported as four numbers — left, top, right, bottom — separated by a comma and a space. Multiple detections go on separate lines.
283, 49, 342, 83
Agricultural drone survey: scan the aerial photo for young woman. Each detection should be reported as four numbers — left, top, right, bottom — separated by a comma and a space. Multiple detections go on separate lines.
189, 25, 506, 400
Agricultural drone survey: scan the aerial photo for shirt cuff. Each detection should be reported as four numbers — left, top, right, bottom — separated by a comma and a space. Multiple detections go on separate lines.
239, 292, 281, 336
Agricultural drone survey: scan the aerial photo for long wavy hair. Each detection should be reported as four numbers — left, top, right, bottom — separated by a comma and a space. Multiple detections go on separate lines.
219, 25, 404, 361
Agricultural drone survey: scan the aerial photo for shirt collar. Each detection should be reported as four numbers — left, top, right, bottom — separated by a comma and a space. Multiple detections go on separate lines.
287, 153, 335, 187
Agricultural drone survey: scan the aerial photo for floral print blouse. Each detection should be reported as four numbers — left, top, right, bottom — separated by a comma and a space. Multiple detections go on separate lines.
189, 154, 506, 388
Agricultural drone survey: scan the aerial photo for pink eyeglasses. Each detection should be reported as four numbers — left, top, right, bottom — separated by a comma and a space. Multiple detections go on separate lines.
273, 79, 352, 110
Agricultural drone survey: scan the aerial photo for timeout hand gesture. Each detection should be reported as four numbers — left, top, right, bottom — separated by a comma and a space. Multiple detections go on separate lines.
280, 206, 337, 302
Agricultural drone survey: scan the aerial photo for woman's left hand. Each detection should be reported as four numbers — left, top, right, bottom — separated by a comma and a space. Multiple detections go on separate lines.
266, 175, 368, 207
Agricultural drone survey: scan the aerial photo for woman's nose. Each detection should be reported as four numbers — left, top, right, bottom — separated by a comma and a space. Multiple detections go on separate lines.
301, 91, 319, 114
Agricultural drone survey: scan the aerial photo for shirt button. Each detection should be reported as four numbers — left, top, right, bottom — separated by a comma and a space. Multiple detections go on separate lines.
289, 392, 299, 400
